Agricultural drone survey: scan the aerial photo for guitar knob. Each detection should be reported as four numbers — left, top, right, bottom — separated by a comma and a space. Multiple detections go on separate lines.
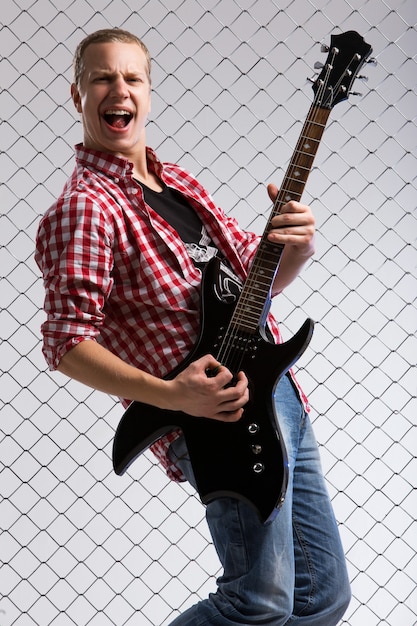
248, 423, 260, 434
253, 462, 265, 474
251, 444, 262, 455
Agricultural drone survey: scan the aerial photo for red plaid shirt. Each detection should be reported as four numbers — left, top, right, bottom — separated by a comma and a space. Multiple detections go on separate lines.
35, 144, 309, 481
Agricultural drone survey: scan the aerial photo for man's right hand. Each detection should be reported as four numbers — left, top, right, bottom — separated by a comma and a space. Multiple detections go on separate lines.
58, 342, 248, 421
167, 354, 249, 422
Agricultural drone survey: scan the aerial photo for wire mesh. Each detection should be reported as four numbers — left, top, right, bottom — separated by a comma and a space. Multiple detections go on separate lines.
1, 0, 416, 624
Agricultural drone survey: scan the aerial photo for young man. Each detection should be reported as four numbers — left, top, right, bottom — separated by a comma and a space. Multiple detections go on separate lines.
35, 28, 351, 625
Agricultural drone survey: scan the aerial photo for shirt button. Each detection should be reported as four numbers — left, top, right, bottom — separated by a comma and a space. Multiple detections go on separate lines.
132, 188, 138, 194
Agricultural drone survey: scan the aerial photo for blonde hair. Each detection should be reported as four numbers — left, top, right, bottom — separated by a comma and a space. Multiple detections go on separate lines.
72, 28, 151, 89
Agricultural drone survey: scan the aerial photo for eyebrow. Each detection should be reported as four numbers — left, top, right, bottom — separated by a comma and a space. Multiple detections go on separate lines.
89, 69, 145, 79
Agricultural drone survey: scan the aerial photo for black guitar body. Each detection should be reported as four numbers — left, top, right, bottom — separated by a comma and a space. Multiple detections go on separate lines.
113, 258, 314, 524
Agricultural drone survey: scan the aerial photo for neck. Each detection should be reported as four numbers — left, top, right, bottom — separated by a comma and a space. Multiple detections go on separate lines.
133, 170, 164, 192
112, 146, 162, 191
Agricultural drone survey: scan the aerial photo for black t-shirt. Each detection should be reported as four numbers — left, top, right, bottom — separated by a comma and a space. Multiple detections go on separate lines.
141, 181, 243, 303
142, 183, 218, 267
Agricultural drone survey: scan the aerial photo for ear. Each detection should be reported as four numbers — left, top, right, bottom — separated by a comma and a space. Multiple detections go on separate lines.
71, 83, 82, 113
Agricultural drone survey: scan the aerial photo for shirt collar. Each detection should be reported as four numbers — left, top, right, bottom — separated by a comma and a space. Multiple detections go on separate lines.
74, 143, 164, 180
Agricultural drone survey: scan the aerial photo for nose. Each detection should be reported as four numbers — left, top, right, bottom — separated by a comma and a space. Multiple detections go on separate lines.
111, 74, 129, 98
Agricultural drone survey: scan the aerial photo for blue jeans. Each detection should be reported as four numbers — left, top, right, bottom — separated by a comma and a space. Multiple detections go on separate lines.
167, 374, 351, 625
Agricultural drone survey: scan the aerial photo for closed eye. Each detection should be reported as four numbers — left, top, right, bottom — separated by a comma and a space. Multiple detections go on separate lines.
126, 75, 143, 83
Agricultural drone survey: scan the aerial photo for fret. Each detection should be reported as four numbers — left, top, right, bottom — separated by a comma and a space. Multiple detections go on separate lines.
298, 137, 321, 150
243, 276, 274, 291
284, 176, 308, 187
277, 188, 303, 199
286, 167, 312, 179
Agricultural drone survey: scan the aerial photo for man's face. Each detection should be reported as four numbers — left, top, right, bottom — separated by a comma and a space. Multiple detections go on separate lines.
71, 41, 151, 158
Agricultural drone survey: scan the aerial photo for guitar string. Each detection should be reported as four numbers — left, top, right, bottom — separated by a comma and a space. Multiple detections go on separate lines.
215, 106, 326, 375
214, 46, 355, 375
215, 106, 325, 375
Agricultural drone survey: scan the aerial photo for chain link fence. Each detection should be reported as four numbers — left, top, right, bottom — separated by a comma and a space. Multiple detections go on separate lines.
1, 0, 416, 624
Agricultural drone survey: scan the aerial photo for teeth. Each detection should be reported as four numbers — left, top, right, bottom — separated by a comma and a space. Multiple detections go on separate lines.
105, 109, 131, 116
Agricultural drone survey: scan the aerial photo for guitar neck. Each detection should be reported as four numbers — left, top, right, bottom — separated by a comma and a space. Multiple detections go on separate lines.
232, 104, 331, 334
273, 104, 331, 211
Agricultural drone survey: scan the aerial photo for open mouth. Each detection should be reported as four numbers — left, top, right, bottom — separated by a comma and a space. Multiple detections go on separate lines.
103, 109, 133, 129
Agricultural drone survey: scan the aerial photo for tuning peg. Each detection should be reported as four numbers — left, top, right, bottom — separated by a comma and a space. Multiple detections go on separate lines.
314, 61, 324, 70
367, 57, 378, 65
320, 44, 329, 53
349, 91, 363, 97
357, 74, 369, 81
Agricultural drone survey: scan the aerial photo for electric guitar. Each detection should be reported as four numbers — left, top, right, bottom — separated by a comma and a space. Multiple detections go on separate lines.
112, 31, 373, 524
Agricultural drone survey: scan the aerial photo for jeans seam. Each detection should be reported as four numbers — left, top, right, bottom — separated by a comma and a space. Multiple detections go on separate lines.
219, 499, 249, 605
292, 515, 317, 617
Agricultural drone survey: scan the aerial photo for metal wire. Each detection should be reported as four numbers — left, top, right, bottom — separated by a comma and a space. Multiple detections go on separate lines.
1, 0, 416, 624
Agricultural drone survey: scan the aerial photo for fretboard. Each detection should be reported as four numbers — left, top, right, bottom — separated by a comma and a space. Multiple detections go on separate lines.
231, 105, 331, 334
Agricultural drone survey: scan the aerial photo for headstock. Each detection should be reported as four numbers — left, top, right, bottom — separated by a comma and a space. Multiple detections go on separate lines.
312, 31, 373, 108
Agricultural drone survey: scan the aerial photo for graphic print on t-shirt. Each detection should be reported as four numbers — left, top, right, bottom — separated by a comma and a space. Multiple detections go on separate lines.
184, 225, 218, 265
185, 225, 243, 304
